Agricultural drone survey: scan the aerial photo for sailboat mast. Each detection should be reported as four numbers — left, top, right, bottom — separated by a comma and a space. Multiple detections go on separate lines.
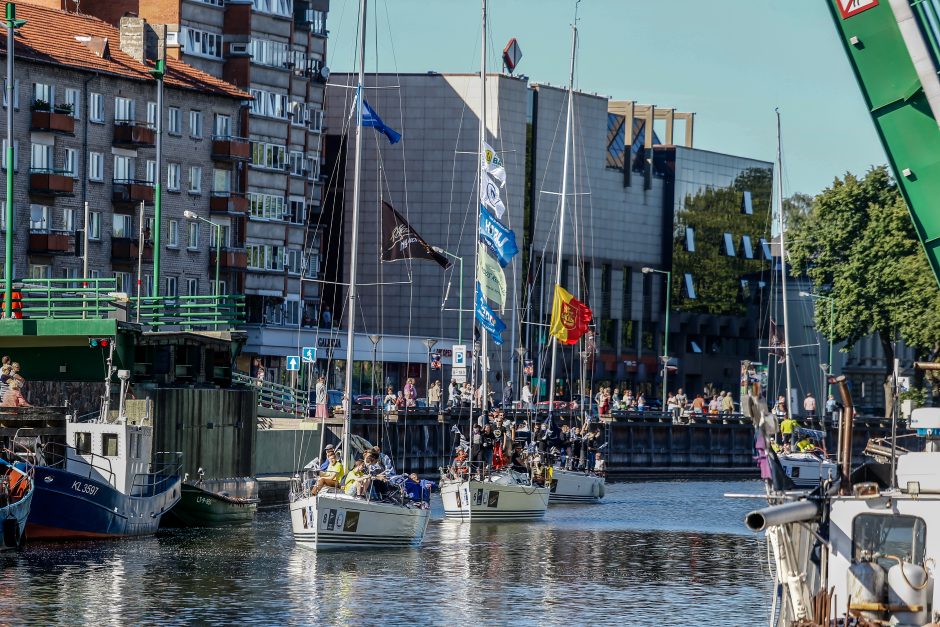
776, 109, 794, 418
547, 22, 578, 416
475, 0, 488, 423
342, 0, 368, 468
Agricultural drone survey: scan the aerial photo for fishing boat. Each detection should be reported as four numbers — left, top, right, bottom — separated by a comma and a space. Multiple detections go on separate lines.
22, 352, 181, 540
438, 0, 549, 522
160, 472, 258, 528
287, 0, 430, 551
0, 456, 33, 550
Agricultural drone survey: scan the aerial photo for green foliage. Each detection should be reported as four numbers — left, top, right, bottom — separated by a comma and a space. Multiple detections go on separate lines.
30, 99, 50, 112
898, 386, 927, 408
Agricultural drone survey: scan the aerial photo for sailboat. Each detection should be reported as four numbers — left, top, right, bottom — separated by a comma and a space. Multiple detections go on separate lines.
0, 454, 32, 550
439, 0, 550, 523
288, 0, 430, 550
768, 111, 836, 490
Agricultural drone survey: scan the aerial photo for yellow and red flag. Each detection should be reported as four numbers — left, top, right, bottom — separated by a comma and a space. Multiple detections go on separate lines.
549, 285, 592, 345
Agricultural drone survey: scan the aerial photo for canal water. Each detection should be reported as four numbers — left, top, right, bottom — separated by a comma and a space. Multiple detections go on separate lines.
1, 480, 772, 626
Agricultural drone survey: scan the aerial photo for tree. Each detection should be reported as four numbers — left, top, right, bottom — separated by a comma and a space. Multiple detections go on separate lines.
789, 166, 940, 416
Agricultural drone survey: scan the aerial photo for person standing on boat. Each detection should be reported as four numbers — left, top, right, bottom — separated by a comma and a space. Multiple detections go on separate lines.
481, 424, 496, 467
780, 414, 799, 448
315, 376, 328, 420
470, 424, 483, 464
825, 394, 838, 425
521, 382, 533, 411
803, 393, 816, 420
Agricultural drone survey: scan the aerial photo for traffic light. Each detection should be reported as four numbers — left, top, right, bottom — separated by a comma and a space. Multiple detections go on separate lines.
88, 338, 110, 348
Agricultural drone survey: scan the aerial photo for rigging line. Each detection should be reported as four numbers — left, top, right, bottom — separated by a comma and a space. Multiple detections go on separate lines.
300, 278, 414, 287
324, 83, 402, 90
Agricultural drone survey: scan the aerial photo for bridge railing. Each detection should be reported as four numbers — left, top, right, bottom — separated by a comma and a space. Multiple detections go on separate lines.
233, 372, 308, 418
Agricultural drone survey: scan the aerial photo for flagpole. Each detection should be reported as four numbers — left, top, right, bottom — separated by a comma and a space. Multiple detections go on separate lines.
776, 109, 793, 419
474, 0, 488, 426
547, 19, 578, 425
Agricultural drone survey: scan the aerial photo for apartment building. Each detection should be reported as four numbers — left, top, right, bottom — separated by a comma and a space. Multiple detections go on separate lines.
49, 0, 331, 381
0, 4, 247, 298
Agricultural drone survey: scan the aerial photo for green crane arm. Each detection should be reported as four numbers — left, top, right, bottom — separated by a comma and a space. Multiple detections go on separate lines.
826, 0, 940, 286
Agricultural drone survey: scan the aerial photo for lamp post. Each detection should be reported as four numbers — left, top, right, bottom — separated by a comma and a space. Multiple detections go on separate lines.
800, 291, 835, 397
369, 334, 381, 404
432, 246, 463, 344
423, 338, 437, 408
642, 266, 672, 412
183, 210, 221, 296
2, 4, 25, 319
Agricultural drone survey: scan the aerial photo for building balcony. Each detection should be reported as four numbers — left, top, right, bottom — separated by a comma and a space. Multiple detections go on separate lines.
113, 121, 156, 148
30, 108, 75, 134
29, 169, 74, 196
209, 191, 249, 214
211, 136, 250, 162
112, 179, 155, 205
28, 229, 72, 255
111, 237, 153, 262
210, 247, 248, 270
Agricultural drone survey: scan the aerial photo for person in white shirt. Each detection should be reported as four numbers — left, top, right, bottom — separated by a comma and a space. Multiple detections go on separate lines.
593, 452, 606, 477
521, 383, 533, 410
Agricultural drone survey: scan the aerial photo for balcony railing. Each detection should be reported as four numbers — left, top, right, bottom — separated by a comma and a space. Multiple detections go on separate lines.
113, 120, 156, 147
209, 191, 249, 214
29, 168, 74, 196
27, 228, 73, 254
211, 135, 250, 162
111, 237, 154, 262
210, 247, 248, 270
112, 179, 155, 205
30, 108, 75, 134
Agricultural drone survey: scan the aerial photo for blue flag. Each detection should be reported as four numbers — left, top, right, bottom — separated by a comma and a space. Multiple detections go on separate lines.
475, 282, 506, 345
478, 206, 518, 268
359, 97, 401, 144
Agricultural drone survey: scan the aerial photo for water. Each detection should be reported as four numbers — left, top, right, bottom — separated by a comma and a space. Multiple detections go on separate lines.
1, 480, 773, 626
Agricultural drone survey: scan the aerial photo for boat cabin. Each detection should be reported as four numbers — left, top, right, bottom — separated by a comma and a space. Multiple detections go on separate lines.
65, 419, 153, 496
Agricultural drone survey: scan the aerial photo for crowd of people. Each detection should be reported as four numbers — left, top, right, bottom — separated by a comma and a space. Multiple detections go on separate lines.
307, 443, 432, 507
0, 356, 29, 408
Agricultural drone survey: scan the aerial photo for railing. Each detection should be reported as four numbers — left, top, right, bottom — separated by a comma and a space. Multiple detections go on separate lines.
39, 440, 117, 487
233, 371, 308, 418
29, 167, 75, 195
113, 120, 156, 146
130, 451, 182, 498
130, 294, 246, 329
112, 178, 155, 204
210, 135, 251, 161
13, 277, 119, 319
27, 228, 73, 254
209, 191, 249, 214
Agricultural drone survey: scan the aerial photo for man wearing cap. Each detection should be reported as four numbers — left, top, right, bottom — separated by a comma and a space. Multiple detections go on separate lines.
319, 444, 335, 471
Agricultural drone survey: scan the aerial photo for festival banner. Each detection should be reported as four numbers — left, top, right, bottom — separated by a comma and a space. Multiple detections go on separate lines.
474, 282, 506, 345
476, 243, 507, 309
478, 206, 518, 268
482, 142, 506, 187
549, 284, 592, 345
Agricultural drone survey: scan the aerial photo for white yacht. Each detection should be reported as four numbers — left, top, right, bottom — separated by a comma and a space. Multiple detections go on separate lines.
440, 469, 549, 522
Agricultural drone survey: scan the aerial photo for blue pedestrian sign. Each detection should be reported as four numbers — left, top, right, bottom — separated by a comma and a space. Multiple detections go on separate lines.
286, 356, 301, 371
302, 347, 316, 363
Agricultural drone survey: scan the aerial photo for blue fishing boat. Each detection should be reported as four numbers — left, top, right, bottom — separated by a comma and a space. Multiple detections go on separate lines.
0, 457, 33, 550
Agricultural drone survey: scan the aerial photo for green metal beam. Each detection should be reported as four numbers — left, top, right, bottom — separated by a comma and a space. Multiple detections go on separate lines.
826, 0, 940, 287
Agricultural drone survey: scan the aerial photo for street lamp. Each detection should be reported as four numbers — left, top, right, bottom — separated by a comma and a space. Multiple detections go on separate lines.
800, 290, 835, 397
642, 266, 672, 412
423, 338, 438, 409
183, 210, 221, 297
432, 246, 464, 344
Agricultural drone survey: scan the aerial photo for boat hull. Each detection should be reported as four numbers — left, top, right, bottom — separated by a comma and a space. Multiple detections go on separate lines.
161, 482, 258, 528
290, 492, 430, 550
26, 465, 180, 540
441, 476, 550, 521
780, 454, 837, 489
549, 468, 605, 504
0, 484, 32, 550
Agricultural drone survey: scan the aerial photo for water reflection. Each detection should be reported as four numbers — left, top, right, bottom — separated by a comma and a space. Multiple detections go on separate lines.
0, 481, 771, 626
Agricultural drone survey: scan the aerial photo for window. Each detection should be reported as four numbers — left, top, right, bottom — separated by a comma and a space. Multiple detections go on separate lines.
248, 192, 286, 220
683, 273, 697, 300
685, 227, 695, 252
144, 217, 154, 243
166, 276, 178, 297
287, 249, 302, 275
167, 163, 181, 191
113, 155, 134, 181
29, 205, 48, 230
252, 0, 293, 18
247, 244, 284, 270
1, 140, 18, 171
187, 222, 199, 249
89, 92, 104, 122
102, 433, 119, 457
182, 26, 223, 59
186, 278, 199, 296
248, 88, 288, 119
32, 82, 53, 107
309, 109, 323, 132
168, 219, 179, 247
146, 101, 157, 127
289, 150, 305, 176
288, 197, 305, 224
308, 9, 327, 35
213, 168, 231, 193
214, 113, 231, 137
760, 238, 773, 261
115, 97, 135, 123
89, 212, 101, 240
62, 208, 74, 232
189, 110, 203, 138
251, 141, 287, 170
28, 263, 51, 279
113, 214, 132, 239
741, 191, 753, 215
722, 232, 736, 257
64, 148, 77, 178
74, 432, 92, 455
64, 88, 80, 119
2, 79, 19, 109
114, 271, 132, 293
168, 107, 181, 135
30, 143, 52, 171
189, 166, 202, 193
210, 224, 230, 247
741, 235, 754, 259
853, 514, 926, 571
249, 38, 289, 67
88, 151, 103, 181
145, 160, 156, 184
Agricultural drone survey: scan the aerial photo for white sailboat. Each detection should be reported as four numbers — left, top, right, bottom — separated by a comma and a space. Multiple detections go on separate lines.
289, 0, 429, 550
439, 0, 549, 523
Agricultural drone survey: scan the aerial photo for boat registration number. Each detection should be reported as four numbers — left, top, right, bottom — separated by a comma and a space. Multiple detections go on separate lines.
71, 480, 99, 496
196, 496, 214, 506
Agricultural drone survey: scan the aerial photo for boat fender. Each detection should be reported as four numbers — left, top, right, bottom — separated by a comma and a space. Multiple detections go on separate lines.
2, 517, 20, 549
597, 482, 605, 499
887, 560, 933, 626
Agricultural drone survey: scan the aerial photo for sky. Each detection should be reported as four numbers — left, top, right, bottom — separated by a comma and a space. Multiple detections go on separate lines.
327, 0, 887, 198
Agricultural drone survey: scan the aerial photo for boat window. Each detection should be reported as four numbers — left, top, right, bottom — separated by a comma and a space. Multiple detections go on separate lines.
853, 513, 926, 571
75, 432, 92, 455
102, 433, 119, 457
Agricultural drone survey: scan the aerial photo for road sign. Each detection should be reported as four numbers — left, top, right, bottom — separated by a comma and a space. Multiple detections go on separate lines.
837, 0, 877, 19
453, 344, 467, 368
286, 356, 300, 371
452, 367, 467, 384
302, 346, 315, 363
